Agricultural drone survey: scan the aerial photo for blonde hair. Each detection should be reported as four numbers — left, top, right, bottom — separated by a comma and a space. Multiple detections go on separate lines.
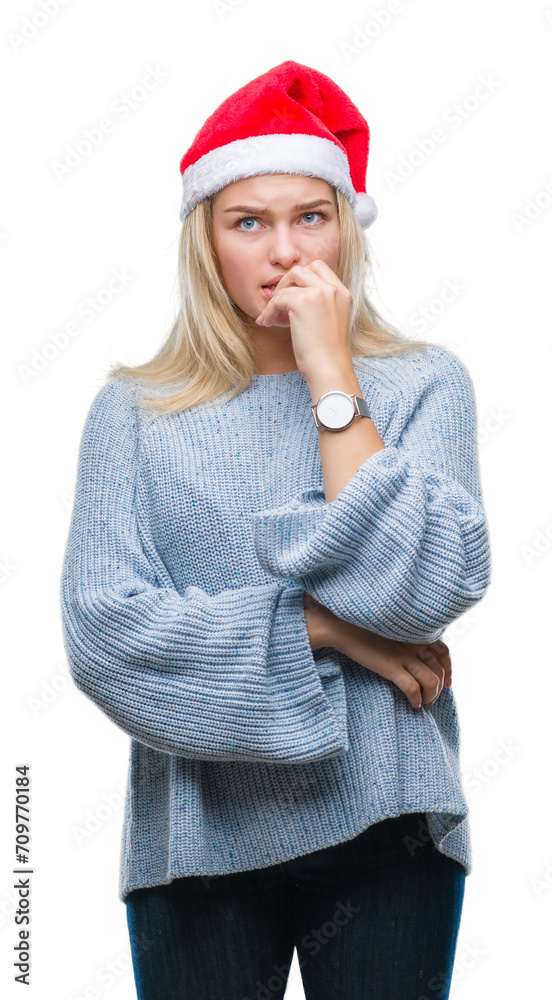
105, 186, 444, 414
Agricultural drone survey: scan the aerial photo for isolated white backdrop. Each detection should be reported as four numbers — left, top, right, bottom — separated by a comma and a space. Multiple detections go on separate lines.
1, 0, 551, 997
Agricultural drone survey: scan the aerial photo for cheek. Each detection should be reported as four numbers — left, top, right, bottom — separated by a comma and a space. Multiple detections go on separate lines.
309, 226, 340, 264
214, 238, 257, 305
214, 235, 242, 287
222, 240, 258, 290
222, 257, 248, 295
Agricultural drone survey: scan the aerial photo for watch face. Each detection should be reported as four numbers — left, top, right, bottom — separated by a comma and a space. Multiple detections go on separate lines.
317, 391, 355, 429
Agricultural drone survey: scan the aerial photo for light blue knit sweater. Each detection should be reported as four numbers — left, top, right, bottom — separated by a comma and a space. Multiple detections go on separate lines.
60, 345, 492, 902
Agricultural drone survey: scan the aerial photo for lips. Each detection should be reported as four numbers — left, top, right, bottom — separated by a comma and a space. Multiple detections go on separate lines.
261, 276, 285, 301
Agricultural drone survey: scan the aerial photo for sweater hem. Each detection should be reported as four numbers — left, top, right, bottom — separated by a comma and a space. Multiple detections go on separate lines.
118, 801, 470, 903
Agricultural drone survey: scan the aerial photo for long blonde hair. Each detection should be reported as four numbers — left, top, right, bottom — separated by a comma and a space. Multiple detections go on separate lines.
105, 186, 444, 414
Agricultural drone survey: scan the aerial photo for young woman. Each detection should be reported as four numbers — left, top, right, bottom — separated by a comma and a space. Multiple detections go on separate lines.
60, 61, 492, 1000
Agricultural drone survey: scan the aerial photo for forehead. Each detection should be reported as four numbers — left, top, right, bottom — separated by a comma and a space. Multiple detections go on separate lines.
214, 174, 334, 207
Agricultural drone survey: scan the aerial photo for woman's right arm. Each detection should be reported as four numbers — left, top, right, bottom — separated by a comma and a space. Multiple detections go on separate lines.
60, 379, 348, 765
303, 591, 451, 711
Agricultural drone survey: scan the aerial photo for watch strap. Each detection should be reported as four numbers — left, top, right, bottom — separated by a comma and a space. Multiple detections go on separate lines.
353, 394, 370, 418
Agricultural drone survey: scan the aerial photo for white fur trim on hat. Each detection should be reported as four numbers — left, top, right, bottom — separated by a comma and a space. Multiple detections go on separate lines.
180, 133, 377, 228
353, 192, 378, 228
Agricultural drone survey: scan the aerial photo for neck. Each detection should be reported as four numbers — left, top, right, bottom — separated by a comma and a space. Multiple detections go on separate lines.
249, 321, 298, 375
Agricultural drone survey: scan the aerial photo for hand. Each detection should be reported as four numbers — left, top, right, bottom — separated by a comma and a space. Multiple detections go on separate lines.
303, 593, 451, 711
254, 259, 354, 380
337, 623, 450, 710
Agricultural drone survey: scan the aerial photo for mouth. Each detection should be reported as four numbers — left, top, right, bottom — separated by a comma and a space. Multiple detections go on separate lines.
261, 276, 285, 301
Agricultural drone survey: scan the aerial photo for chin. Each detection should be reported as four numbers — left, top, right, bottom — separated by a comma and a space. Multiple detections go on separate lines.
238, 296, 291, 329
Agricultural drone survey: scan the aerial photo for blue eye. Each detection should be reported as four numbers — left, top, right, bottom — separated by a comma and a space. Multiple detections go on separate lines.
236, 217, 260, 231
233, 211, 327, 230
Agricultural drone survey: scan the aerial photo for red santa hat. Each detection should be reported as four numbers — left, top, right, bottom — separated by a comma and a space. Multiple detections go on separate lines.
179, 60, 377, 229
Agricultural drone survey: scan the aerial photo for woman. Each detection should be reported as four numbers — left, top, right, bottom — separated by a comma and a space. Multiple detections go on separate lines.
60, 61, 492, 1000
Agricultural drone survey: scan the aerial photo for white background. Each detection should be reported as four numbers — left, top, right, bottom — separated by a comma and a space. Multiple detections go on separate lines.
1, 0, 551, 997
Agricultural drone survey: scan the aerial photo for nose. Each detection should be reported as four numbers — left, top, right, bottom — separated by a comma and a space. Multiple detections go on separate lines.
268, 224, 302, 269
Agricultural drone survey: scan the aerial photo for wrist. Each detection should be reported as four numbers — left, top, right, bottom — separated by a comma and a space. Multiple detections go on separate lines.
303, 592, 335, 650
305, 364, 360, 402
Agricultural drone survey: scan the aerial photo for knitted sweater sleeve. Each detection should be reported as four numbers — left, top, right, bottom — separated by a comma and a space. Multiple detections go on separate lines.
249, 349, 492, 644
59, 379, 348, 763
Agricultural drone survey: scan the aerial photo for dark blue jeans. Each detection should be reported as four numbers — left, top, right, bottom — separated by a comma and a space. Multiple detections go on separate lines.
125, 811, 465, 1000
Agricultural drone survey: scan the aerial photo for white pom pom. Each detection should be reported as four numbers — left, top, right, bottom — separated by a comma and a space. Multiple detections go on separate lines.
354, 192, 378, 228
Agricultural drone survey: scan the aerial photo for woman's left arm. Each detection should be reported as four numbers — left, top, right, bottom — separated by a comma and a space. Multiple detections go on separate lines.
249, 347, 492, 645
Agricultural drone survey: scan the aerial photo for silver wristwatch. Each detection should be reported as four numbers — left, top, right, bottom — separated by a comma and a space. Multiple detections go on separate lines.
311, 390, 370, 432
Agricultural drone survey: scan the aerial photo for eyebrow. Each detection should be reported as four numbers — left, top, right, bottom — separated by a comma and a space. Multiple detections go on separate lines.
222, 199, 334, 214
